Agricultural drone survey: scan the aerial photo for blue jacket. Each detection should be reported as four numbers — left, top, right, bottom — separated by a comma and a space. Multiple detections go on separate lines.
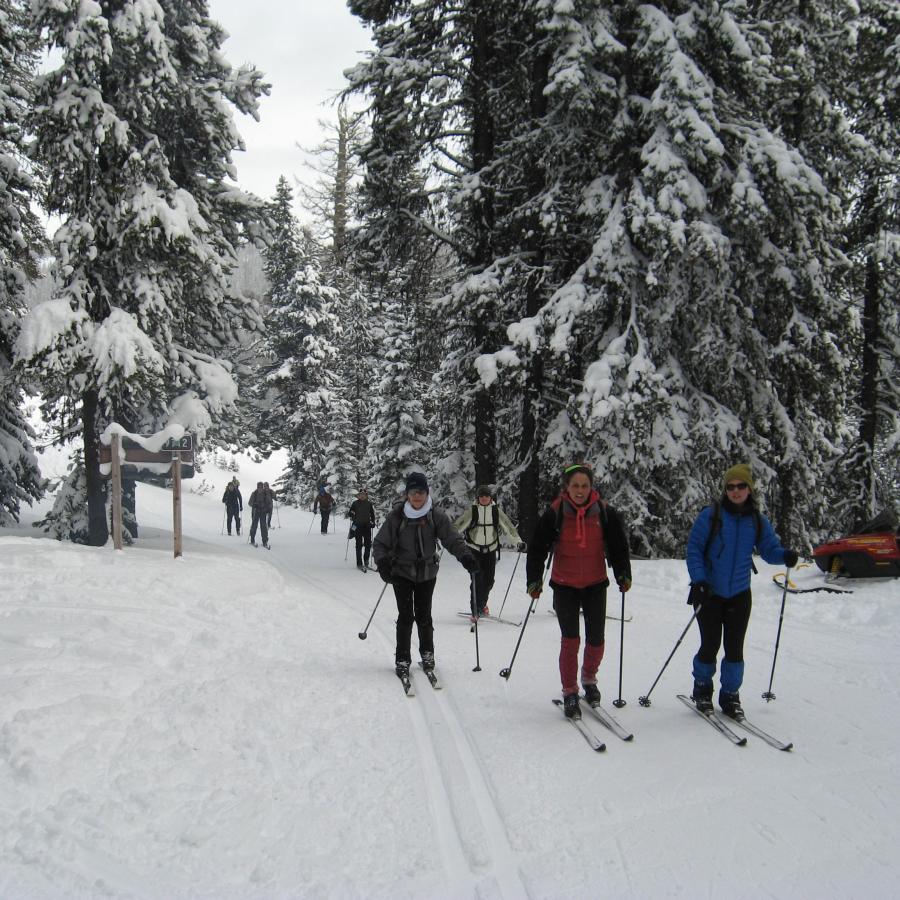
686, 501, 787, 599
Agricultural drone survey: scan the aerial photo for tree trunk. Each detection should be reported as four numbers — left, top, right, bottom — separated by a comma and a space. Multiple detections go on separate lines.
857, 248, 881, 518
82, 389, 109, 546
470, 0, 497, 486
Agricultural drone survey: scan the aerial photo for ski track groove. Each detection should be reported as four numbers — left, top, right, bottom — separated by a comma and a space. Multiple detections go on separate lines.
267, 555, 529, 898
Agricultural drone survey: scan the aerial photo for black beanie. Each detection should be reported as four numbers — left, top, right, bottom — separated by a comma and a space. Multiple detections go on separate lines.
405, 472, 429, 492
476, 484, 493, 498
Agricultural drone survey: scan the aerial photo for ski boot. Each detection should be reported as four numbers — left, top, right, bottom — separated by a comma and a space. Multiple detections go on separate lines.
719, 691, 744, 720
692, 680, 714, 714
582, 683, 602, 707
420, 651, 435, 672
395, 661, 410, 679
562, 692, 582, 720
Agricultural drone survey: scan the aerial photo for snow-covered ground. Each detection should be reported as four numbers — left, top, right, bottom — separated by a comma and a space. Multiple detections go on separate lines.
2, 451, 899, 898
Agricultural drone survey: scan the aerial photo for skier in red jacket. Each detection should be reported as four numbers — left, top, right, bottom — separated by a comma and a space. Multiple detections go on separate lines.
526, 463, 632, 720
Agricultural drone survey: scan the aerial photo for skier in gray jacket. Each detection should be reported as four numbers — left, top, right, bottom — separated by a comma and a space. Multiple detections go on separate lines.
373, 472, 479, 679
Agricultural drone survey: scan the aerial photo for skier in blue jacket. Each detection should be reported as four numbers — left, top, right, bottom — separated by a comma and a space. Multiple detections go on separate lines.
686, 463, 798, 718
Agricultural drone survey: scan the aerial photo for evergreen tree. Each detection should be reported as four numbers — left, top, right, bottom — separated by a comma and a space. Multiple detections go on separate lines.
16, 0, 268, 544
832, 0, 900, 525
265, 260, 340, 504
0, 0, 44, 522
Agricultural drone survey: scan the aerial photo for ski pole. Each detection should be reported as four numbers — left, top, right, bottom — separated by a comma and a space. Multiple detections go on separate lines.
307, 515, 314, 536
471, 576, 482, 672
358, 582, 389, 640
613, 587, 627, 709
221, 509, 226, 535
498, 594, 536, 679
638, 604, 699, 707
762, 566, 791, 702
275, 503, 281, 528
497, 548, 522, 619
345, 531, 351, 561
500, 551, 553, 679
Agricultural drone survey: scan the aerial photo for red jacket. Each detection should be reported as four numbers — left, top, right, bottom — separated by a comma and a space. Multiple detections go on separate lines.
525, 490, 631, 591
550, 491, 608, 588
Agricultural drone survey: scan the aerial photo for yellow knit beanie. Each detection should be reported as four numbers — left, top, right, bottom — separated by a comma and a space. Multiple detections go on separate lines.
723, 463, 753, 490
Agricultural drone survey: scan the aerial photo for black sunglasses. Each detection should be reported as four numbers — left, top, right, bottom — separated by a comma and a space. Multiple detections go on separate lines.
725, 482, 749, 491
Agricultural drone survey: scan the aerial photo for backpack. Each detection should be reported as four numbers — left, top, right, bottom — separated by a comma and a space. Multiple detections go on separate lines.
466, 504, 500, 540
703, 501, 763, 573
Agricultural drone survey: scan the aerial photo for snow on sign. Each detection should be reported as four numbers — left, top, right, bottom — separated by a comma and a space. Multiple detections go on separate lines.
98, 435, 194, 478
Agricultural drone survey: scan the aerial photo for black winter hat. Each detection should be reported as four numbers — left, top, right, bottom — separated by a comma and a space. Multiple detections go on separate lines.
405, 472, 429, 493
476, 484, 493, 498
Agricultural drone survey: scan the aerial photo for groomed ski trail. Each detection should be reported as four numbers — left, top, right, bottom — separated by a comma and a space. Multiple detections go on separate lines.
270, 558, 528, 898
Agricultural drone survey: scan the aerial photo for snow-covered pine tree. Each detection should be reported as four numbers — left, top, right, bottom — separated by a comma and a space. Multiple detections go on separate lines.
830, 0, 900, 526
364, 288, 430, 504
16, 0, 268, 544
487, 1, 853, 553
348, 0, 538, 499
0, 0, 44, 522
265, 259, 341, 505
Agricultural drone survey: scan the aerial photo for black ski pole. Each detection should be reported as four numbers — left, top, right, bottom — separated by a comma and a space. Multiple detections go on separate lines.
638, 604, 699, 707
762, 566, 791, 702
613, 588, 627, 709
307, 515, 314, 536
471, 576, 482, 672
358, 582, 389, 640
498, 595, 536, 679
500, 552, 552, 679
497, 549, 522, 619
221, 509, 226, 535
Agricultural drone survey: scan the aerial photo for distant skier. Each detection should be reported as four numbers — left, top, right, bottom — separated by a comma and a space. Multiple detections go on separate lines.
248, 481, 270, 548
313, 485, 335, 534
222, 478, 242, 536
686, 463, 797, 719
526, 463, 632, 721
453, 485, 523, 620
372, 472, 479, 682
348, 488, 377, 572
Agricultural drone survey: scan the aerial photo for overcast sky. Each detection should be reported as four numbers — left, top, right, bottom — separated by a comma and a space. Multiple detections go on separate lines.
207, 0, 373, 206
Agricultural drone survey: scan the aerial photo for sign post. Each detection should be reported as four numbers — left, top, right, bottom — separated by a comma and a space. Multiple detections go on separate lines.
99, 430, 194, 558
110, 433, 124, 550
172, 448, 183, 559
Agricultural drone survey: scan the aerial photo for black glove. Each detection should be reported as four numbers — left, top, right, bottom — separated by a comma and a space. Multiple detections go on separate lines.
377, 560, 393, 583
617, 575, 632, 593
517, 541, 527, 553
783, 549, 799, 568
688, 581, 711, 607
463, 555, 480, 575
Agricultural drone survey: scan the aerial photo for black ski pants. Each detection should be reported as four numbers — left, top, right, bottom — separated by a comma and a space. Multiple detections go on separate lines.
695, 589, 752, 664
319, 508, 331, 533
554, 583, 608, 646
355, 524, 373, 566
250, 508, 268, 545
471, 548, 497, 614
226, 507, 241, 535
393, 576, 436, 664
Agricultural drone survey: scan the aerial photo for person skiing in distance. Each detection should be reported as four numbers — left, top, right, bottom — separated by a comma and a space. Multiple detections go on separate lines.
372, 472, 479, 680
248, 481, 270, 548
453, 485, 523, 620
313, 485, 335, 534
686, 463, 798, 718
526, 463, 632, 721
348, 488, 377, 571
222, 478, 242, 536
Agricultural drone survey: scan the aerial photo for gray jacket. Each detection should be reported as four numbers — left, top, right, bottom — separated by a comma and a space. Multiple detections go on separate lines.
373, 503, 474, 583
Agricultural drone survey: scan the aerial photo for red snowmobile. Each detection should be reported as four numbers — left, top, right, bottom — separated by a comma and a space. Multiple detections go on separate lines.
813, 510, 900, 578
